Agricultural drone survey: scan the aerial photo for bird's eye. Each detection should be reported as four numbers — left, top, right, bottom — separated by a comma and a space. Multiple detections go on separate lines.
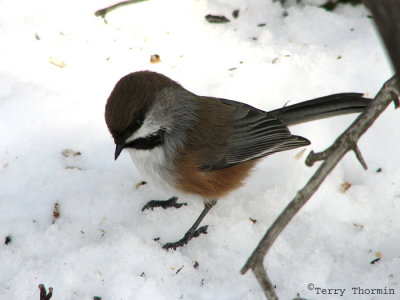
130, 118, 142, 131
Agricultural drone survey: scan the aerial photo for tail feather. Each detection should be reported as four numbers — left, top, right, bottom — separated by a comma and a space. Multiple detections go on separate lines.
269, 93, 371, 126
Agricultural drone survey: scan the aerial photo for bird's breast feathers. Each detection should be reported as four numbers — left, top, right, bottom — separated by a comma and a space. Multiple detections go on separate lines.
128, 147, 175, 193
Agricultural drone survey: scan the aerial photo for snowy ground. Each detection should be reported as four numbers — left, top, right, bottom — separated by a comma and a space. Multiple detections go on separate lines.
0, 0, 399, 299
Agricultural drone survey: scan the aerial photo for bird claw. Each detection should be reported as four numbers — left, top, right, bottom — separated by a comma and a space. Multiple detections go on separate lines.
142, 196, 187, 211
162, 225, 209, 250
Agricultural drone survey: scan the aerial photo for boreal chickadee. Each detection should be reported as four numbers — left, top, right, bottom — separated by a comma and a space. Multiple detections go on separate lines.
105, 70, 370, 250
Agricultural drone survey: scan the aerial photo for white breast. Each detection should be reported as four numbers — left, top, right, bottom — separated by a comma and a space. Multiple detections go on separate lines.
128, 147, 175, 193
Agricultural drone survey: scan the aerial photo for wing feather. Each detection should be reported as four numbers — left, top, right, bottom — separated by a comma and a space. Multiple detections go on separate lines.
204, 97, 310, 171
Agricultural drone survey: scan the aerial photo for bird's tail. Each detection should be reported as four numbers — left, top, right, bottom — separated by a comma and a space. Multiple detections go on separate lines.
269, 93, 371, 126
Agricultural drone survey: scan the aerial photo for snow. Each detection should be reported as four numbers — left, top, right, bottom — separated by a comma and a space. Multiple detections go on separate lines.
0, 0, 399, 299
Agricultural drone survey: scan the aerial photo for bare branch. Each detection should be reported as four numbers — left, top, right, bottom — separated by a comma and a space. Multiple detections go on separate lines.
95, 0, 147, 19
241, 76, 399, 297
353, 144, 368, 170
252, 264, 278, 300
241, 1, 400, 299
38, 284, 53, 300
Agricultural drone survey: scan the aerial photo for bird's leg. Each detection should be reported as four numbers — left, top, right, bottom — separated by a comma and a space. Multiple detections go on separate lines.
163, 200, 217, 250
142, 196, 187, 211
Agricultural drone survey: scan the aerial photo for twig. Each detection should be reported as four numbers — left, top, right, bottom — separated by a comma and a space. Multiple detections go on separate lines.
38, 284, 53, 300
352, 144, 368, 170
241, 76, 399, 297
94, 0, 147, 19
252, 264, 278, 300
241, 1, 400, 299
305, 79, 398, 168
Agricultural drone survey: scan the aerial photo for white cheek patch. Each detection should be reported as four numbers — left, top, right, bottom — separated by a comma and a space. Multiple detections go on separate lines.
125, 115, 160, 143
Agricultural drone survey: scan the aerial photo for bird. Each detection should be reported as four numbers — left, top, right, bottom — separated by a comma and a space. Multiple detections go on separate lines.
105, 70, 371, 250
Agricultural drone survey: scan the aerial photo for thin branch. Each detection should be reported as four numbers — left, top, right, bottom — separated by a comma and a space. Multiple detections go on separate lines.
241, 76, 399, 296
38, 284, 53, 300
241, 1, 400, 299
252, 264, 278, 300
353, 144, 368, 170
94, 0, 148, 19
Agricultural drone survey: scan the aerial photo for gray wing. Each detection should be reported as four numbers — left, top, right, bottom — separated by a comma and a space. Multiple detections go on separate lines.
205, 98, 310, 171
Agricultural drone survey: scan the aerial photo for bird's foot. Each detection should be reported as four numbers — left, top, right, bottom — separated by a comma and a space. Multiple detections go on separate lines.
142, 196, 187, 211
162, 225, 209, 250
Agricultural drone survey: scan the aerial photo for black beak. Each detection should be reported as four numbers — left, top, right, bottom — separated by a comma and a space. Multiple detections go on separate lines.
115, 144, 125, 160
